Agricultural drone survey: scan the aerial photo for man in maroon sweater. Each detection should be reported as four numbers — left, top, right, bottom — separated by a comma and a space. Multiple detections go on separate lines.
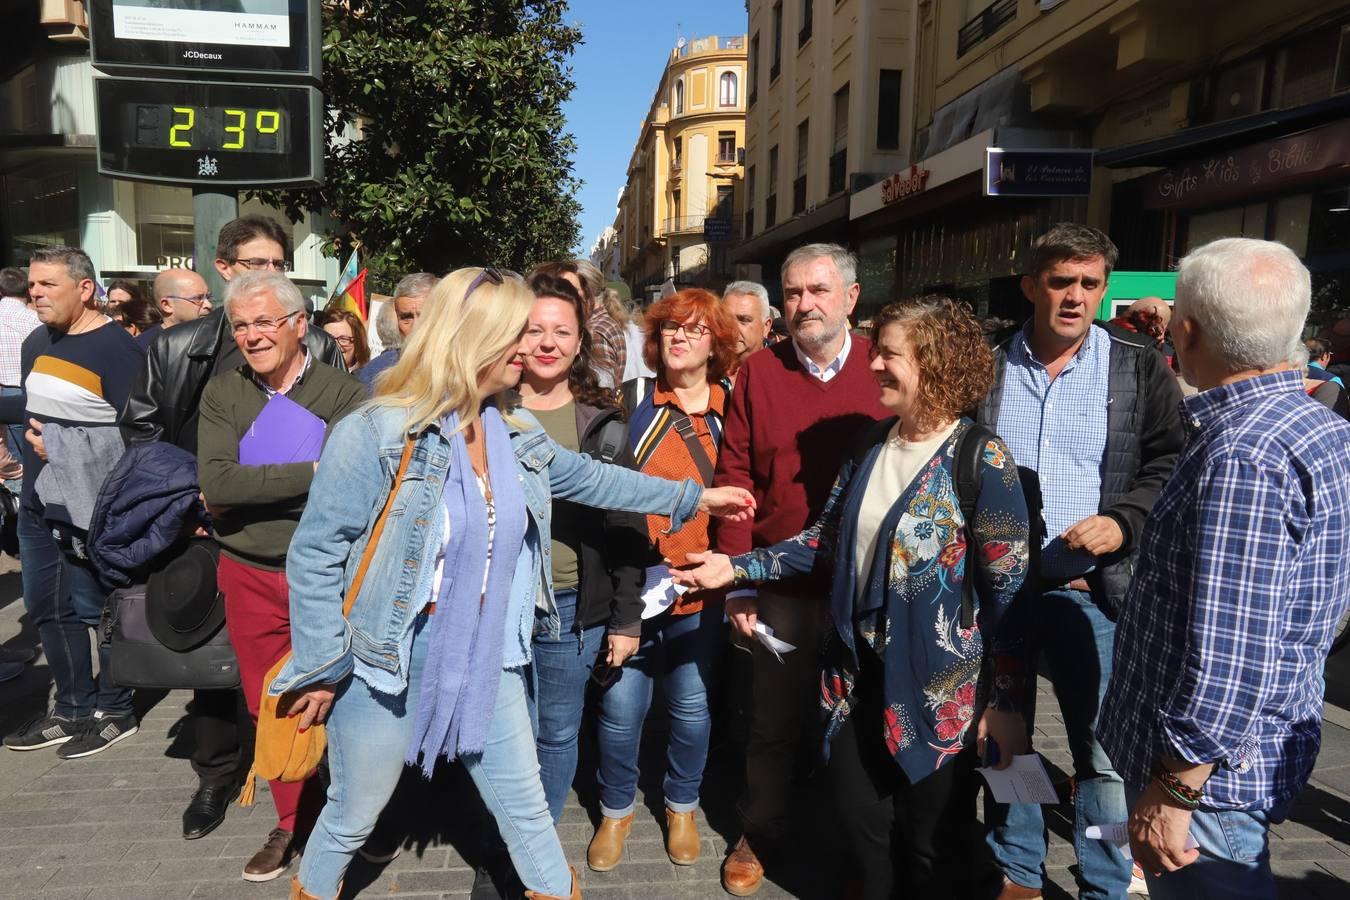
715, 243, 888, 895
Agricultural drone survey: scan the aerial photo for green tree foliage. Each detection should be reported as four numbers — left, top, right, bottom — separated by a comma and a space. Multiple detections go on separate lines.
263, 0, 583, 288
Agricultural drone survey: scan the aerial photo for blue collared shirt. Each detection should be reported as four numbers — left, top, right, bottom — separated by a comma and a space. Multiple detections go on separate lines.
996, 324, 1109, 580
1099, 371, 1350, 810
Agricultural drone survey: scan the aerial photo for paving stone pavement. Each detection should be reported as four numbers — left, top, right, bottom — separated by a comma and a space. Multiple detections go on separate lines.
2, 559, 1349, 899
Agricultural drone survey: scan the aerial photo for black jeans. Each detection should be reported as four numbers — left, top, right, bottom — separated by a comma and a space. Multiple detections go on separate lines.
189, 687, 247, 788
829, 713, 983, 900
737, 587, 824, 842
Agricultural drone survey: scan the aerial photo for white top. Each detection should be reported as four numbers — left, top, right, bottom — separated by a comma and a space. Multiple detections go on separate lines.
793, 331, 853, 383
427, 469, 497, 611
853, 419, 959, 598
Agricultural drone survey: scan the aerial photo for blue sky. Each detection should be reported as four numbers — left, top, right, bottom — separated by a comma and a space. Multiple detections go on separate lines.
563, 1, 749, 254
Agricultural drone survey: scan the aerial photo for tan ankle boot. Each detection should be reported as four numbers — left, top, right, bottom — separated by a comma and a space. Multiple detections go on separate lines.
524, 864, 581, 899
586, 813, 634, 872
289, 874, 317, 900
665, 808, 700, 865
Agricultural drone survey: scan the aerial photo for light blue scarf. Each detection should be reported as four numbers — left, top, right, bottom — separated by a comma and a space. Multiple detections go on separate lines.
406, 407, 527, 770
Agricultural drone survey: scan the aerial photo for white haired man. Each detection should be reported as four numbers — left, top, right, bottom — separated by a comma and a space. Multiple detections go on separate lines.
723, 280, 772, 378
1099, 238, 1350, 898
358, 271, 437, 393
197, 271, 365, 882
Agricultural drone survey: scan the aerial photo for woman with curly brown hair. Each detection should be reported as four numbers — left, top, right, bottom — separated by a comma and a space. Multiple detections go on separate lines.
517, 270, 650, 825
675, 297, 1034, 899
587, 288, 739, 873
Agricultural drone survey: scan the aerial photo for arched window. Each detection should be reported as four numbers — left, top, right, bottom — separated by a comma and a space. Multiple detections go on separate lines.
719, 71, 738, 106
674, 79, 684, 114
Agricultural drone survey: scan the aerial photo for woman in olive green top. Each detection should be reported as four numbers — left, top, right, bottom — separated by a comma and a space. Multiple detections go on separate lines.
517, 269, 649, 823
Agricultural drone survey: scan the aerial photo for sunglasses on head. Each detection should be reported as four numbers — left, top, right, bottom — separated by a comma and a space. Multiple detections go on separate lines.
465, 266, 522, 299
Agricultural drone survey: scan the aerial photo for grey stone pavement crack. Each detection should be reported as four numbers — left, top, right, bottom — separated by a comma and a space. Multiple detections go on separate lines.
1, 555, 1348, 899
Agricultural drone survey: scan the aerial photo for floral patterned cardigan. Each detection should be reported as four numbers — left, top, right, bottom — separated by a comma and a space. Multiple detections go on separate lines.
729, 418, 1033, 783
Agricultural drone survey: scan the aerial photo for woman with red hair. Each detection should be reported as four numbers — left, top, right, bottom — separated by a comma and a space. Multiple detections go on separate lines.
586, 288, 737, 874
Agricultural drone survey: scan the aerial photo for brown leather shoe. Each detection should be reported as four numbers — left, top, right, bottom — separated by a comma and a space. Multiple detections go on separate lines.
243, 827, 297, 882
586, 813, 634, 872
665, 808, 700, 865
524, 864, 581, 899
721, 835, 765, 897
996, 878, 1043, 900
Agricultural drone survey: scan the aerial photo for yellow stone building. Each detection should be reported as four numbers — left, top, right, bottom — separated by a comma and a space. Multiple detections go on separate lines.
614, 35, 748, 297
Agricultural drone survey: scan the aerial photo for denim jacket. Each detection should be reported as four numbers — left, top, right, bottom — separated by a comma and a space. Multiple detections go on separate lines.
272, 402, 703, 697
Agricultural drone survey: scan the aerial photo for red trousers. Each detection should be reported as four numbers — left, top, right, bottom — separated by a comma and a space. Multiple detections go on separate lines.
219, 554, 323, 834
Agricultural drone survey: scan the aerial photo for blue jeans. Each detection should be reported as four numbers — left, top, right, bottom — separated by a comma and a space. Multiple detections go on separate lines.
299, 615, 572, 899
532, 588, 605, 823
18, 505, 131, 718
1125, 785, 1287, 899
985, 589, 1131, 898
596, 607, 724, 817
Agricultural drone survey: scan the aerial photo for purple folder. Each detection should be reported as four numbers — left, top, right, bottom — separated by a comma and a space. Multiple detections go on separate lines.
238, 393, 326, 465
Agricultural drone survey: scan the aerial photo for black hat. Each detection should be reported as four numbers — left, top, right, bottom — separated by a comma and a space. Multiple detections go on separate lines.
146, 540, 225, 652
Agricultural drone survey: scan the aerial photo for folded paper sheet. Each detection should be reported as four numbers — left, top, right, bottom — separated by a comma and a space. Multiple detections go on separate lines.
239, 393, 326, 466
977, 754, 1060, 804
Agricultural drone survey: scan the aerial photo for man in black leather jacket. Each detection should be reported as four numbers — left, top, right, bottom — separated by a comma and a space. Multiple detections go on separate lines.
118, 216, 345, 842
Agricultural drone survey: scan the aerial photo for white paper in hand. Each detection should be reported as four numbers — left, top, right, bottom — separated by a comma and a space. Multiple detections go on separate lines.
640, 565, 687, 619
1085, 823, 1200, 861
977, 754, 1060, 804
753, 621, 796, 661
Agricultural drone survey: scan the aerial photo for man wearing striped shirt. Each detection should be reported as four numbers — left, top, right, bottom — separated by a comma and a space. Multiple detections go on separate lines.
1, 246, 144, 759
1099, 238, 1350, 898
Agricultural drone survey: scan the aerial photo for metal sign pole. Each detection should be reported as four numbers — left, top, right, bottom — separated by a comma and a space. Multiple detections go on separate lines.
193, 189, 238, 300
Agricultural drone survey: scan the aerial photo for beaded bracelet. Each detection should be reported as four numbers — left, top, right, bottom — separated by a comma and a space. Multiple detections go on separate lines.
1152, 763, 1202, 810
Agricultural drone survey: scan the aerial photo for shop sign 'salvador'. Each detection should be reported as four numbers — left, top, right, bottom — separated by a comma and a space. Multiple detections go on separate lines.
881, 165, 931, 204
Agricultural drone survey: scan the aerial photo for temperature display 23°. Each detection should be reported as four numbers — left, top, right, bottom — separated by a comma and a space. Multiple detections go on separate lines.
134, 104, 287, 155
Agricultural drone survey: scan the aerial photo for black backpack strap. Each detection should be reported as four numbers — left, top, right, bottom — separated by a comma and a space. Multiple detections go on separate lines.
593, 416, 627, 464
955, 423, 996, 630
670, 412, 717, 487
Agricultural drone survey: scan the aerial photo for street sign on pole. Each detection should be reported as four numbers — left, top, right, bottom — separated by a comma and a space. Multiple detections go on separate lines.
983, 148, 1094, 197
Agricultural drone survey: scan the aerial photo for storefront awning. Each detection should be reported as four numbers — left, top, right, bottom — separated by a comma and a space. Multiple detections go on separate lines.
1096, 93, 1350, 168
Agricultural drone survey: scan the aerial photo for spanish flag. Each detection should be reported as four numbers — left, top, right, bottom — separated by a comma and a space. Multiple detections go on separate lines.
328, 268, 368, 321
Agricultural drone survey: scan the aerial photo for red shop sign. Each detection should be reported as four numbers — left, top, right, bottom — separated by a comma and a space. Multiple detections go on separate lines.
881, 164, 931, 204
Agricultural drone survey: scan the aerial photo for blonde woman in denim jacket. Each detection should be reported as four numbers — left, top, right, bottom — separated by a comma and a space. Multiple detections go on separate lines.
274, 269, 754, 900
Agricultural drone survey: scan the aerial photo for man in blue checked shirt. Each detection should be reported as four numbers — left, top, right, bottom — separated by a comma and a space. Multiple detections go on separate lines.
1099, 238, 1350, 899
978, 224, 1185, 900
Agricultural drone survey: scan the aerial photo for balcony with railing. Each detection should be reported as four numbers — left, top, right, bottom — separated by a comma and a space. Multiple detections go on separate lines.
716, 149, 738, 165
828, 149, 846, 196
675, 35, 746, 58
792, 175, 807, 215
958, 0, 1017, 58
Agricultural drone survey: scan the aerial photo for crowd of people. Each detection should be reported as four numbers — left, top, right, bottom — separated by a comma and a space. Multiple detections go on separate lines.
0, 215, 1347, 900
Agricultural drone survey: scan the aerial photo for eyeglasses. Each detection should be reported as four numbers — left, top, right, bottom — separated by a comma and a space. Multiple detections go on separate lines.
231, 310, 301, 337
229, 257, 291, 272
464, 266, 522, 300
165, 293, 212, 308
660, 320, 711, 339
329, 334, 355, 347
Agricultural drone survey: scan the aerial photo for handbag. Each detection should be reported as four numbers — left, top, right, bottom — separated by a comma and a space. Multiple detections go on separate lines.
242, 439, 415, 802
99, 583, 240, 690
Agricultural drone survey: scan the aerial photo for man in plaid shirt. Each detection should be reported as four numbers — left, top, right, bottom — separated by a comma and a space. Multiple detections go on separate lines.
1099, 237, 1350, 898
